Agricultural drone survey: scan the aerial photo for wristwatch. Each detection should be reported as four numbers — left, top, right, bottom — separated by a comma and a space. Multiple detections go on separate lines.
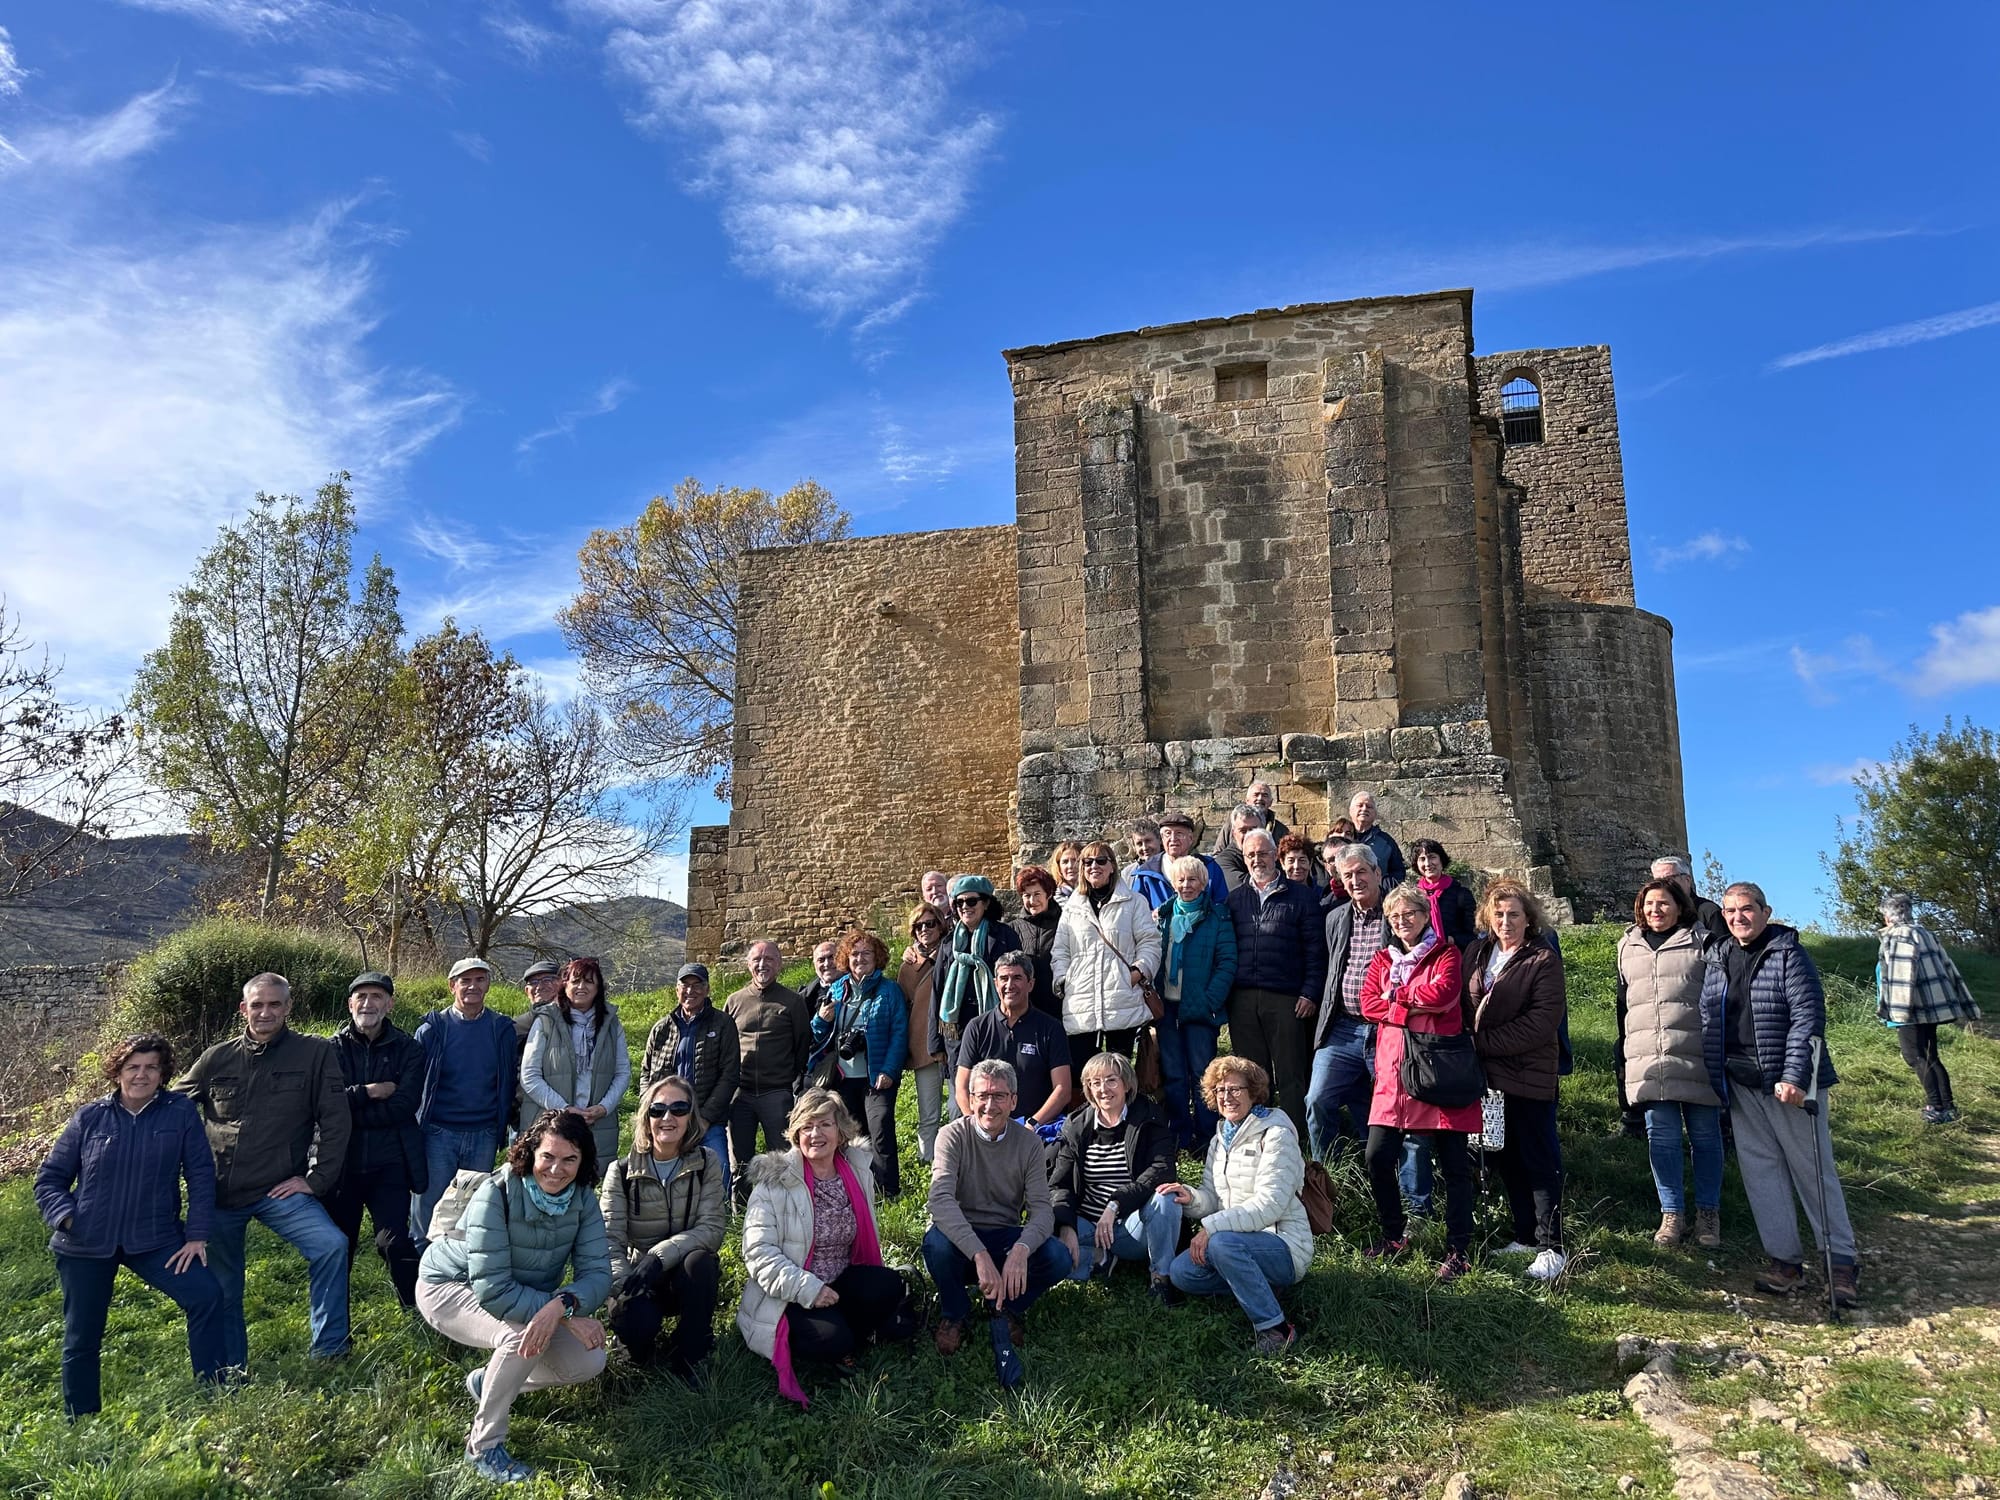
558, 1291, 578, 1319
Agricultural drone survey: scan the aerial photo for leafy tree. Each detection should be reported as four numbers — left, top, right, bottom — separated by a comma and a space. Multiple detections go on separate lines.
559, 477, 849, 790
130, 477, 402, 917
1823, 718, 2000, 950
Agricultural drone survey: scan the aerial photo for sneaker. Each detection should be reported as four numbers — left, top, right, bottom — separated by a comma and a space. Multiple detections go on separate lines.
1253, 1322, 1298, 1356
1922, 1106, 1958, 1126
1753, 1258, 1805, 1296
1830, 1264, 1862, 1309
1525, 1248, 1568, 1282
933, 1318, 965, 1357
1693, 1207, 1722, 1249
989, 1317, 1024, 1389
1148, 1274, 1185, 1308
1495, 1240, 1537, 1256
465, 1366, 485, 1403
1435, 1251, 1472, 1284
1654, 1213, 1685, 1246
467, 1444, 532, 1484
1362, 1236, 1409, 1261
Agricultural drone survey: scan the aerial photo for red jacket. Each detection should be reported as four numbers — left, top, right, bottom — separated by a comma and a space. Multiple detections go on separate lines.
1359, 940, 1481, 1132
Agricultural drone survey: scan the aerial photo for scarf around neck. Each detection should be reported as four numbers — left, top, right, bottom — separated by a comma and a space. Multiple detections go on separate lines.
1385, 928, 1437, 994
521, 1175, 576, 1217
939, 918, 996, 1026
774, 1152, 883, 1407
1220, 1103, 1270, 1148
1168, 895, 1206, 985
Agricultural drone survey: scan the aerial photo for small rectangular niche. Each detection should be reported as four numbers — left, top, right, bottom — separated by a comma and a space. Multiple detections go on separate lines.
1214, 362, 1268, 403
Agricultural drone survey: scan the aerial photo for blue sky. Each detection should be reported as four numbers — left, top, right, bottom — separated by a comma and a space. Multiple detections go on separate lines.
1, 1, 1995, 925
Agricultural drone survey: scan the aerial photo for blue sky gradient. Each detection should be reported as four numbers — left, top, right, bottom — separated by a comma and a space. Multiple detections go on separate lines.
2, 1, 1995, 923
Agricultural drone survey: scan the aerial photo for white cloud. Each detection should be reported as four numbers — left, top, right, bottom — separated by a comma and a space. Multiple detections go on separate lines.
0, 80, 186, 174
1650, 530, 1749, 569
486, 4, 563, 63
111, 0, 328, 35
517, 377, 635, 457
0, 26, 25, 97
1909, 605, 2000, 695
223, 64, 392, 96
0, 205, 460, 698
1789, 636, 1888, 706
1770, 299, 2000, 371
1805, 758, 1884, 789
569, 0, 1002, 324
452, 130, 493, 162
1455, 227, 1923, 295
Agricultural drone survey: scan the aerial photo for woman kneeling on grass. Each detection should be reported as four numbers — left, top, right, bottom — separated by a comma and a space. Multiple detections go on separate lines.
417, 1109, 610, 1486
739, 1088, 917, 1404
1156, 1057, 1313, 1354
599, 1075, 726, 1382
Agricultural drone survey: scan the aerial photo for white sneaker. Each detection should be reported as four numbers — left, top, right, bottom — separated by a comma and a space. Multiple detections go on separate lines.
1525, 1248, 1568, 1282
1496, 1241, 1536, 1256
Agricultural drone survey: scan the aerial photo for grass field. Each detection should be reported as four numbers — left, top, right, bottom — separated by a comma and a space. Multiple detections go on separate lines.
0, 926, 1994, 1499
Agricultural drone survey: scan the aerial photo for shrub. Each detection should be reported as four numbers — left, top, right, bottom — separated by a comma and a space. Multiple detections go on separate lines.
114, 918, 362, 1054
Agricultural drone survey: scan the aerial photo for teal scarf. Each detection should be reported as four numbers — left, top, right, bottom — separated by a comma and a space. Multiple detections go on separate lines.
1220, 1104, 1270, 1149
1167, 896, 1206, 986
522, 1176, 577, 1218
939, 919, 996, 1027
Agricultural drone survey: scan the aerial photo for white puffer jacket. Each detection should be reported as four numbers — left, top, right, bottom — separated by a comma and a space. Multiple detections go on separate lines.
1185, 1106, 1314, 1278
1050, 878, 1163, 1036
736, 1143, 878, 1362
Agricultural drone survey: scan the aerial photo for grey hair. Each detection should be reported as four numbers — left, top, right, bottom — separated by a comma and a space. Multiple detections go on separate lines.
1229, 802, 1262, 830
1241, 828, 1277, 854
1246, 779, 1273, 797
1080, 1050, 1139, 1097
1164, 853, 1207, 884
968, 1058, 1018, 1095
1878, 890, 1914, 923
1382, 885, 1430, 920
992, 949, 1034, 979
1722, 881, 1769, 910
1333, 842, 1380, 872
242, 971, 291, 1000
1650, 854, 1692, 878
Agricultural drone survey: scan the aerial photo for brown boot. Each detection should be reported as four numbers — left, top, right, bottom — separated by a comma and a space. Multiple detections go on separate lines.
1693, 1207, 1722, 1249
1753, 1258, 1804, 1296
933, 1318, 965, 1356
1654, 1212, 1684, 1246
1830, 1264, 1861, 1310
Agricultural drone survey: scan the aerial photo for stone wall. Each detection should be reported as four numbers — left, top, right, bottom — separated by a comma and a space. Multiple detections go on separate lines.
719, 526, 1021, 955
1475, 346, 1634, 607
1522, 601, 1687, 917
683, 825, 727, 961
0, 963, 119, 1022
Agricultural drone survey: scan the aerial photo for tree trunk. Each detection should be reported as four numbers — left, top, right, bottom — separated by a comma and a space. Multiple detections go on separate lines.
261, 843, 283, 918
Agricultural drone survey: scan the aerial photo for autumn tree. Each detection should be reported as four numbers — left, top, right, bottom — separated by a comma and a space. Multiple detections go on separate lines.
1823, 718, 2000, 950
130, 477, 402, 917
559, 477, 849, 789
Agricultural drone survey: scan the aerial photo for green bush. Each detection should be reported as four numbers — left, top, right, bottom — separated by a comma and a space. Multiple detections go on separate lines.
114, 918, 362, 1054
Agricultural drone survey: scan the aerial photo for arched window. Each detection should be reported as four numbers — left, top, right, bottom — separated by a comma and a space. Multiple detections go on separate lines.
1500, 374, 1543, 446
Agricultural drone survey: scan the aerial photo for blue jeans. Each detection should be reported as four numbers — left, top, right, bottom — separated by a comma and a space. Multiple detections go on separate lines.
1645, 1101, 1723, 1215
920, 1225, 1072, 1324
1400, 1136, 1434, 1217
1306, 1016, 1375, 1160
700, 1122, 731, 1205
208, 1191, 351, 1365
412, 1124, 500, 1242
1066, 1192, 1183, 1279
1157, 1012, 1219, 1147
55, 1246, 225, 1415
1169, 1228, 1301, 1331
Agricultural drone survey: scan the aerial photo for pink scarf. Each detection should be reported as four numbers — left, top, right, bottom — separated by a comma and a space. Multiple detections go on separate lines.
771, 1152, 882, 1407
1418, 873, 1453, 940
1385, 929, 1437, 996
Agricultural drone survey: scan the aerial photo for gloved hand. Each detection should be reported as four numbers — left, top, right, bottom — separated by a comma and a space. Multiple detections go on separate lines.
632, 1252, 669, 1291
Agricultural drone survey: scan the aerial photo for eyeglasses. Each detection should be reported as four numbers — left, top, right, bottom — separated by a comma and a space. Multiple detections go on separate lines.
970, 1091, 1014, 1104
648, 1100, 693, 1118
1212, 1085, 1249, 1098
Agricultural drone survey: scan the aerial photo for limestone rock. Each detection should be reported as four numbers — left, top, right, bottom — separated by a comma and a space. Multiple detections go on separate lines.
1807, 1436, 1868, 1473
1440, 1473, 1476, 1500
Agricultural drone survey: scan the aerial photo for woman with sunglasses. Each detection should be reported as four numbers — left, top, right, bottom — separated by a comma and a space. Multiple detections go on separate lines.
898, 903, 951, 1164
1051, 840, 1162, 1073
598, 1076, 725, 1381
519, 957, 631, 1164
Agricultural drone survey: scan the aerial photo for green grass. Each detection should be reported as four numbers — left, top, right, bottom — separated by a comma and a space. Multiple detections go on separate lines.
1, 928, 1994, 1498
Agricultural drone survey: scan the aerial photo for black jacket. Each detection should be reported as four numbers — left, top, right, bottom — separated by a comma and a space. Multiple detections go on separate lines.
1225, 876, 1329, 1002
332, 1019, 427, 1191
1047, 1095, 1177, 1229
181, 1027, 351, 1210
1010, 908, 1062, 1020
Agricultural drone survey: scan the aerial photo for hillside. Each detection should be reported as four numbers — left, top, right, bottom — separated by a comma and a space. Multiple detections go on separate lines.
0, 805, 214, 963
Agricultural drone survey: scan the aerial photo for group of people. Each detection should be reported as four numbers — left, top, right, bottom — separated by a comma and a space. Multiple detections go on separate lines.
33, 785, 1982, 1486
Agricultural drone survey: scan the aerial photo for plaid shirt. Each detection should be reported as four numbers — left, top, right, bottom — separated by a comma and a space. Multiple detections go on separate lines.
1877, 924, 1982, 1027
1340, 904, 1387, 1015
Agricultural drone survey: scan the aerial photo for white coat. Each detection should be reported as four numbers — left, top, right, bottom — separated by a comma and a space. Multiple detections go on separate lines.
735, 1143, 879, 1363
1050, 877, 1163, 1037
1185, 1106, 1314, 1278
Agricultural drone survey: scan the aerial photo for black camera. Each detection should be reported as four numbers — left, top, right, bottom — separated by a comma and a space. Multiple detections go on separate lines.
837, 1027, 868, 1060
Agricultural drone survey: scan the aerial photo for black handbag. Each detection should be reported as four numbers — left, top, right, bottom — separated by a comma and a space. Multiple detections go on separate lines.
1398, 1027, 1486, 1110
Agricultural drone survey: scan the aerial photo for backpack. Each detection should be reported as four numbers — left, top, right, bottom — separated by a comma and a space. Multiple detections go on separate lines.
428, 1168, 510, 1242
1298, 1159, 1336, 1236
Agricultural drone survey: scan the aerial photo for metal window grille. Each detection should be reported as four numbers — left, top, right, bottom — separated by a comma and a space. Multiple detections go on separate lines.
1500, 376, 1543, 445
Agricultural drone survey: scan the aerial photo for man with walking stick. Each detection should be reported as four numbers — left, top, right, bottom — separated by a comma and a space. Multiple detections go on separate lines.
1699, 883, 1860, 1310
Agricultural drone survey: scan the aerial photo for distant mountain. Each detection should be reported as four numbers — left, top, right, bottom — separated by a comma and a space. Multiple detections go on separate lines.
486, 895, 688, 992
0, 805, 213, 964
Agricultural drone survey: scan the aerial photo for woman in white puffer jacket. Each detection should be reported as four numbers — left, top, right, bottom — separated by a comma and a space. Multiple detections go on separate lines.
1051, 840, 1164, 1072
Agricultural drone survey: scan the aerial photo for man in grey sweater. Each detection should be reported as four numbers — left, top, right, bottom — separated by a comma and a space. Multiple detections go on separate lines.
920, 1059, 1072, 1387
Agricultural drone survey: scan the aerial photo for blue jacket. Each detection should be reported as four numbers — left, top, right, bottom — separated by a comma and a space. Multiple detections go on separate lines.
1225, 876, 1330, 1001
1155, 895, 1239, 1027
810, 973, 911, 1082
413, 1005, 517, 1139
418, 1166, 612, 1322
1355, 826, 1407, 889
35, 1090, 214, 1258
1699, 924, 1839, 1100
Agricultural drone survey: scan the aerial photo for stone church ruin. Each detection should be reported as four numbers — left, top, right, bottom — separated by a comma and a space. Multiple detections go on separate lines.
686, 289, 1686, 955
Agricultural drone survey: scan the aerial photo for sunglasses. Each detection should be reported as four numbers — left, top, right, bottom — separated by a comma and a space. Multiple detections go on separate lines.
914, 918, 941, 931
647, 1099, 693, 1119
1081, 856, 1113, 867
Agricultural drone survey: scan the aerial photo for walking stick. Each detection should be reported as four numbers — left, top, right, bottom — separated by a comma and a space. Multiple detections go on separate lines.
1803, 1035, 1840, 1324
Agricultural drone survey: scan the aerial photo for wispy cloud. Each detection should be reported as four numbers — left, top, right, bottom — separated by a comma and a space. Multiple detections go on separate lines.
1806, 758, 1885, 789
1770, 299, 2000, 371
111, 0, 327, 35
221, 64, 393, 96
517, 378, 635, 457
1462, 226, 1924, 294
407, 518, 502, 574
1650, 530, 1749, 570
1626, 373, 1686, 402
0, 26, 25, 97
0, 80, 186, 174
486, 4, 563, 63
1909, 605, 2000, 695
452, 130, 492, 162
1790, 636, 1889, 706
569, 0, 1003, 326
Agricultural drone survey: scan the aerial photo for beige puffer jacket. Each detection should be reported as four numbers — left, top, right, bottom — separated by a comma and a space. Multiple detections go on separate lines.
735, 1144, 879, 1362
1617, 925, 1720, 1108
1185, 1106, 1314, 1278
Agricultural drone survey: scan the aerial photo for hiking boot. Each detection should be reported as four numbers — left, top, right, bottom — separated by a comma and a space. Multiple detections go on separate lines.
933, 1318, 965, 1357
1148, 1274, 1184, 1308
1654, 1213, 1685, 1246
1754, 1258, 1804, 1296
1525, 1248, 1568, 1282
1922, 1106, 1958, 1125
1830, 1264, 1862, 1309
1362, 1236, 1409, 1261
1435, 1251, 1473, 1284
1693, 1207, 1722, 1249
1253, 1322, 1298, 1356
465, 1366, 486, 1403
467, 1444, 532, 1484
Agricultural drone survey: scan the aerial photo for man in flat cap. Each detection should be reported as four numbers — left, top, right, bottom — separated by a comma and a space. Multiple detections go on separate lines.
511, 960, 565, 1136
328, 972, 425, 1309
410, 957, 515, 1242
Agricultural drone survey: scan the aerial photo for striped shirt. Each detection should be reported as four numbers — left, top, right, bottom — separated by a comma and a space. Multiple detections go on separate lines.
1077, 1118, 1132, 1222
